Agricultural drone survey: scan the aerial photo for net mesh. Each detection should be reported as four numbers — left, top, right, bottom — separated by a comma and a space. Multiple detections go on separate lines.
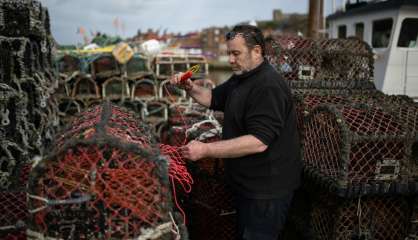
310, 194, 411, 240
265, 36, 374, 90
27, 102, 184, 239
183, 120, 237, 240
0, 0, 48, 38
92, 55, 120, 80
303, 104, 412, 191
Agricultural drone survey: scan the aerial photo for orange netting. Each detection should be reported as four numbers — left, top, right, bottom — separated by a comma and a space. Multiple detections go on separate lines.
27, 102, 185, 239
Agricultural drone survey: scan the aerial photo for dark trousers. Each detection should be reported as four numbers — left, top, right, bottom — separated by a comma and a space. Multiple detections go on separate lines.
234, 192, 293, 240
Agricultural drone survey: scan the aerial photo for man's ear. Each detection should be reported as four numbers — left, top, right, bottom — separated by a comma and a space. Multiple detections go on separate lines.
252, 45, 263, 58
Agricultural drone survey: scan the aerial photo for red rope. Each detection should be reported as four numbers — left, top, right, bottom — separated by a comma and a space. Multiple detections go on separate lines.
160, 81, 203, 225
160, 144, 193, 225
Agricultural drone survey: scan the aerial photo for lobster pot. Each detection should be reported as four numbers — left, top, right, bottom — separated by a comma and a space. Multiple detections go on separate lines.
0, 37, 35, 85
294, 92, 418, 184
164, 104, 215, 146
27, 103, 187, 239
303, 104, 414, 196
71, 74, 100, 100
57, 98, 84, 127
316, 38, 374, 83
293, 93, 348, 138
168, 105, 207, 127
293, 91, 415, 130
0, 191, 28, 240
389, 103, 418, 180
188, 176, 237, 240
309, 193, 412, 240
126, 54, 149, 80
102, 77, 129, 101
0, 0, 49, 38
292, 91, 401, 138
0, 36, 54, 86
265, 36, 319, 83
131, 79, 157, 100
0, 163, 31, 239
0, 0, 58, 190
91, 54, 120, 80
140, 100, 169, 137
265, 36, 375, 90
184, 121, 236, 240
57, 54, 82, 75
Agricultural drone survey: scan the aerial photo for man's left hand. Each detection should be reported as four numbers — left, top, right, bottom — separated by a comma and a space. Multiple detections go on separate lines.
180, 140, 208, 161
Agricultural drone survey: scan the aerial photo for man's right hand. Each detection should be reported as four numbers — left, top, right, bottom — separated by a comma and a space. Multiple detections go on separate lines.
170, 72, 193, 91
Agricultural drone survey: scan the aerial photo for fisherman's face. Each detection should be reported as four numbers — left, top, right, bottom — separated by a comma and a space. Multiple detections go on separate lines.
227, 35, 262, 75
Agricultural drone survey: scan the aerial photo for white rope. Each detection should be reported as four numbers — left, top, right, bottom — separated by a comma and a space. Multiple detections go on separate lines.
169, 212, 181, 240
135, 222, 173, 240
27, 194, 91, 213
185, 119, 222, 141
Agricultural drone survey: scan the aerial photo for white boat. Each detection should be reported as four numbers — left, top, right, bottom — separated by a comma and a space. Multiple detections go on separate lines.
327, 0, 418, 99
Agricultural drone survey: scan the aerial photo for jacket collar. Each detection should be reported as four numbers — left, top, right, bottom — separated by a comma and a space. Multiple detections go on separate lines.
232, 59, 268, 82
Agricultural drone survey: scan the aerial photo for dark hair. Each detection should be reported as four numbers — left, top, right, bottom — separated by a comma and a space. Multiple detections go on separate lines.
225, 24, 266, 56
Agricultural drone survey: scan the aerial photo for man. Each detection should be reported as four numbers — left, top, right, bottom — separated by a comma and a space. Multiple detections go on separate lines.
170, 24, 301, 240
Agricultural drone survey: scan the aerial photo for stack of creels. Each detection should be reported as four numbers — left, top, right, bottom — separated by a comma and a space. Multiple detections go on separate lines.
265, 36, 375, 92
294, 91, 418, 185
299, 187, 413, 240
293, 91, 410, 137
0, 1, 59, 238
184, 121, 237, 240
303, 103, 416, 196
0, 0, 58, 177
0, 0, 50, 39
27, 102, 187, 239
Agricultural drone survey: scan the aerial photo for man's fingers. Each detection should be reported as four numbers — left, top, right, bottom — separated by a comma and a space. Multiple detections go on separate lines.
179, 146, 190, 158
170, 72, 184, 85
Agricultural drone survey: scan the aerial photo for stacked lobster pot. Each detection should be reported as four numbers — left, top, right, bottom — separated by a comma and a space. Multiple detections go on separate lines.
153, 80, 234, 239
169, 116, 235, 240
181, 119, 236, 240
55, 50, 178, 139
266, 36, 418, 239
27, 102, 188, 239
0, 0, 59, 238
55, 53, 105, 126
265, 36, 375, 92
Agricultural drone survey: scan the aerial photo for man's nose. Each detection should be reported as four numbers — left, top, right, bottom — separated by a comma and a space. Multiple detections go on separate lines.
228, 55, 235, 64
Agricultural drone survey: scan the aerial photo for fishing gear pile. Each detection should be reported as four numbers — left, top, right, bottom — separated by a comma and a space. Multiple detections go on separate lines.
266, 36, 418, 240
0, 0, 59, 238
27, 102, 188, 239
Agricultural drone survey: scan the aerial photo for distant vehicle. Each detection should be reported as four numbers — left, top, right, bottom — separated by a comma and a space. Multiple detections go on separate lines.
327, 0, 418, 99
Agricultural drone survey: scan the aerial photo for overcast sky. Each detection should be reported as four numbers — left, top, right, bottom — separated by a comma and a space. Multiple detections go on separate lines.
39, 0, 344, 45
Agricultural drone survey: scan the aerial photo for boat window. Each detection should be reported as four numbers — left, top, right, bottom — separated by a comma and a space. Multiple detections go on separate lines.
355, 23, 364, 41
372, 18, 393, 48
338, 25, 347, 39
397, 18, 418, 48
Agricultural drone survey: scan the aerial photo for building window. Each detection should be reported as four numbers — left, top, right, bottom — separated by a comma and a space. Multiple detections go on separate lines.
338, 25, 347, 39
397, 18, 418, 48
372, 18, 393, 48
355, 22, 364, 40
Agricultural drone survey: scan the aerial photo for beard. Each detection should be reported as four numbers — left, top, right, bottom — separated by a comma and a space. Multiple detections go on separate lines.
231, 65, 249, 75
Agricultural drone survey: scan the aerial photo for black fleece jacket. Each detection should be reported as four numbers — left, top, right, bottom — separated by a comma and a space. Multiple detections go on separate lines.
210, 60, 302, 199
